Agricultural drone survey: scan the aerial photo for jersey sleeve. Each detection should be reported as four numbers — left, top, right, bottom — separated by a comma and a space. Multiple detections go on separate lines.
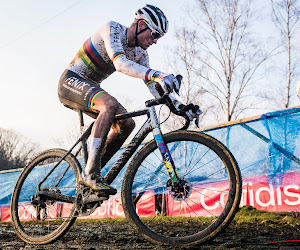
102, 21, 156, 82
138, 53, 183, 106
136, 49, 164, 98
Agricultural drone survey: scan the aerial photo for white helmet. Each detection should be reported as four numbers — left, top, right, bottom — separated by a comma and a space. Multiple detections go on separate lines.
135, 4, 168, 37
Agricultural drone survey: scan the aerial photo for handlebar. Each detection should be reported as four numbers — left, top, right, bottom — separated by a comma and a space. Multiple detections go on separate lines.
145, 75, 191, 130
145, 95, 191, 130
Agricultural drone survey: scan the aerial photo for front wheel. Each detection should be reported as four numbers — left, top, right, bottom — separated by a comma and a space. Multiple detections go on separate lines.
10, 149, 81, 244
122, 131, 242, 246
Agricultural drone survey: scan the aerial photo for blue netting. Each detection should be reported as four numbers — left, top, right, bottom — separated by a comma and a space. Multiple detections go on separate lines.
205, 108, 300, 186
1, 108, 299, 207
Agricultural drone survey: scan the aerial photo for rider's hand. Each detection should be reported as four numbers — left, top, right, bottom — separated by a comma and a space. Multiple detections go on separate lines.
168, 95, 202, 121
297, 80, 300, 98
178, 103, 202, 121
153, 72, 180, 95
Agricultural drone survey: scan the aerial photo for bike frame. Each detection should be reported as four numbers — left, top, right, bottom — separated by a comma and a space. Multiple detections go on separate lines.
105, 105, 180, 184
38, 101, 180, 191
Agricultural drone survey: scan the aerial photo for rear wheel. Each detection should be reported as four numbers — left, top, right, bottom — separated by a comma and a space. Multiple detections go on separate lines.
10, 149, 81, 244
122, 131, 242, 246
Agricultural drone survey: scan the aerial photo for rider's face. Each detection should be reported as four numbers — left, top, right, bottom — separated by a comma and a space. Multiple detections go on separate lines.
138, 22, 160, 50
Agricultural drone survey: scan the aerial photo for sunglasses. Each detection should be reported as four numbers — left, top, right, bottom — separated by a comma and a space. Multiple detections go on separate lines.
145, 24, 163, 40
150, 30, 162, 40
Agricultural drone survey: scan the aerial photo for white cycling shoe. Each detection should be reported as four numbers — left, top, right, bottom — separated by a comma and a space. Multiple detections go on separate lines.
79, 172, 117, 195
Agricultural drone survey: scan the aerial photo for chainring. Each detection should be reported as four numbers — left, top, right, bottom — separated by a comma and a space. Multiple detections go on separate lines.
75, 185, 107, 216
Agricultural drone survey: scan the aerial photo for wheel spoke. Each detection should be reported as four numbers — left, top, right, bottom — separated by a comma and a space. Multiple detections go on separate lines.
11, 149, 80, 244
123, 131, 242, 246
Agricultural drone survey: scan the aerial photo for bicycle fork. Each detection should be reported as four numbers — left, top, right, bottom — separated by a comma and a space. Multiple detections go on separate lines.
149, 107, 179, 184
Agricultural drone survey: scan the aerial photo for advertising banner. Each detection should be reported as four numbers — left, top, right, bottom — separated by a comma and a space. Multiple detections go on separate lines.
0, 107, 299, 221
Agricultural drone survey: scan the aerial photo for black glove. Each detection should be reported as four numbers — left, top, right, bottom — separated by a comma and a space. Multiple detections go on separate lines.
178, 103, 202, 121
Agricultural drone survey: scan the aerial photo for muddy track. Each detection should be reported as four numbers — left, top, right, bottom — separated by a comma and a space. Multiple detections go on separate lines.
0, 220, 299, 249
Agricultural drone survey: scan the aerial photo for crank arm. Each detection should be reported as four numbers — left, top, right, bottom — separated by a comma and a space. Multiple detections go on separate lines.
38, 190, 75, 203
82, 194, 108, 204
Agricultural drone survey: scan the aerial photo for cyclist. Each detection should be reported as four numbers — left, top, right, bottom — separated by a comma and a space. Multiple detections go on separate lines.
58, 4, 200, 195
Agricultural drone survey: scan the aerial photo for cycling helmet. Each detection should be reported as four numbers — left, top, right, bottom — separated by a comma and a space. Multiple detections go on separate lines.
135, 4, 168, 37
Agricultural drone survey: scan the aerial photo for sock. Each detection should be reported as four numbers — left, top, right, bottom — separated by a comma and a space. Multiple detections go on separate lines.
84, 138, 104, 176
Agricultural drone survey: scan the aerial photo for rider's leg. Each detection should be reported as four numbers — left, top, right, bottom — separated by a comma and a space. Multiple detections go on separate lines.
81, 93, 119, 194
59, 71, 117, 194
101, 109, 135, 168
84, 92, 118, 175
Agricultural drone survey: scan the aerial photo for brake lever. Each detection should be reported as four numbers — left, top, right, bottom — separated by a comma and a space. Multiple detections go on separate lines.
195, 110, 203, 128
175, 75, 183, 95
195, 114, 200, 128
179, 116, 190, 130
171, 108, 190, 130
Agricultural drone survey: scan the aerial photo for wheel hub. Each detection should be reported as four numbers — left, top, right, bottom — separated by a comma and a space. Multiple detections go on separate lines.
31, 188, 61, 207
167, 178, 192, 201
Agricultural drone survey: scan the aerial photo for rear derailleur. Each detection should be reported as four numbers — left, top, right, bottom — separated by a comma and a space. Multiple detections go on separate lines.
31, 188, 61, 220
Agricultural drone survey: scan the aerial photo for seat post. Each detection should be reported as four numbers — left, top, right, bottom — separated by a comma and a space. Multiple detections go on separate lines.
77, 110, 89, 167
78, 110, 85, 133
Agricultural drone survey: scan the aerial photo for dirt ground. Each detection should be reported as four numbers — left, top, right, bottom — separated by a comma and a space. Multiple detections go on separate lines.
0, 218, 300, 250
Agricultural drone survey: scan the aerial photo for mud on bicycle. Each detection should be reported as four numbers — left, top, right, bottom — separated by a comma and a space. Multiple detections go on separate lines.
10, 76, 242, 246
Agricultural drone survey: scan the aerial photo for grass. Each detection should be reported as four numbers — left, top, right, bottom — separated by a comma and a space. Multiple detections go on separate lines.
234, 206, 300, 226
74, 217, 128, 225
1, 206, 299, 227
74, 206, 300, 227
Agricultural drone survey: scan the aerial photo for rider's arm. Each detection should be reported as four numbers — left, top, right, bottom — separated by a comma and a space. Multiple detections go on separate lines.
138, 51, 182, 105
146, 80, 200, 120
145, 78, 185, 113
102, 21, 158, 81
139, 55, 200, 120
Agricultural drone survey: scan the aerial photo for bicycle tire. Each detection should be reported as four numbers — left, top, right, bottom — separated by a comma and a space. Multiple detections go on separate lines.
11, 148, 81, 244
122, 130, 242, 246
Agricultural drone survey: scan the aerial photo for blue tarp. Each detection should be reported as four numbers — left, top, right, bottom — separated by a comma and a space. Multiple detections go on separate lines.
206, 108, 300, 186
1, 107, 299, 207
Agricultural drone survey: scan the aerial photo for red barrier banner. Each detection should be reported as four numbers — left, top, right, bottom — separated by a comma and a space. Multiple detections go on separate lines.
1, 203, 59, 222
79, 195, 125, 219
1, 207, 10, 222
166, 171, 300, 216
1, 172, 299, 221
241, 172, 300, 212
166, 181, 230, 217
78, 190, 155, 219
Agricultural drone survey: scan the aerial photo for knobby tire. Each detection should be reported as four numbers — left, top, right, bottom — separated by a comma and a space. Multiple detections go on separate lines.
11, 149, 81, 244
122, 130, 242, 246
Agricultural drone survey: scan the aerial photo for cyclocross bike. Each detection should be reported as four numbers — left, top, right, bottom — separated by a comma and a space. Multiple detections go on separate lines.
10, 76, 242, 246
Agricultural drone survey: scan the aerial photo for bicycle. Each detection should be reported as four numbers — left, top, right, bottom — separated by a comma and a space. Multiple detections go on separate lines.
10, 76, 242, 246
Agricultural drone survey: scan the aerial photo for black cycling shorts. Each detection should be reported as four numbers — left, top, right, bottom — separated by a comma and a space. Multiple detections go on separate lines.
58, 70, 126, 118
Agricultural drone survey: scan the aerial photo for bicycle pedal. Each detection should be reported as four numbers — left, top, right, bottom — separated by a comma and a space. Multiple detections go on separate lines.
82, 193, 108, 204
96, 190, 110, 196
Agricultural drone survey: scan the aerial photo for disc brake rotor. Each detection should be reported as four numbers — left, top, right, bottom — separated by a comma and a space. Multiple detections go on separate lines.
168, 179, 193, 201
